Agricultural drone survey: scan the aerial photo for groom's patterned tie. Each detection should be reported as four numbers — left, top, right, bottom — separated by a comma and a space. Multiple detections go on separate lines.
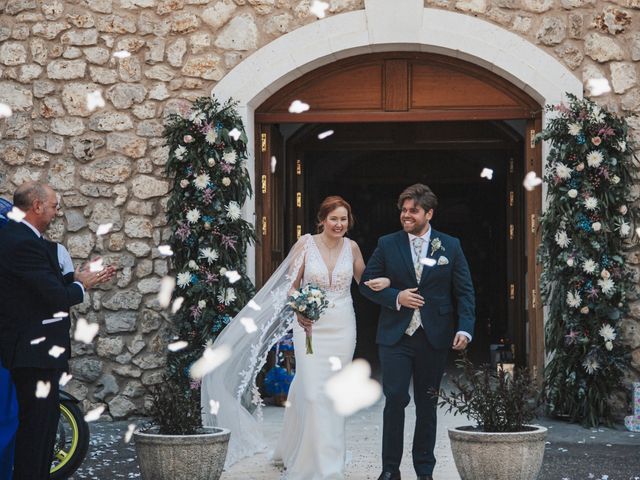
405, 237, 424, 336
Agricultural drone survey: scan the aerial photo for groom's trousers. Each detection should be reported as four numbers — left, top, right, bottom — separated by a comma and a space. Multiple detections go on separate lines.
379, 328, 448, 476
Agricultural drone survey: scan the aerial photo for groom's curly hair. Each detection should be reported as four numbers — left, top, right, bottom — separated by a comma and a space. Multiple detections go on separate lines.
397, 184, 438, 212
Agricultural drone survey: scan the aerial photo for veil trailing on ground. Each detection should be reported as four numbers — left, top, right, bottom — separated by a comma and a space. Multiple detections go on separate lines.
201, 235, 310, 467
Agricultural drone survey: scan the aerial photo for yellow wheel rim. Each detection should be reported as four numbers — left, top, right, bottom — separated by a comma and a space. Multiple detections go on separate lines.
50, 403, 80, 473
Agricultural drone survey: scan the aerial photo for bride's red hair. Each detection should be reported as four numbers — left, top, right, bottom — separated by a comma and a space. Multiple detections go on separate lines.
316, 196, 354, 233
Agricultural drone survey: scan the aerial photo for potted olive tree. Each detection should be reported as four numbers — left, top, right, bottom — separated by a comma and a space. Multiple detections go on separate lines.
133, 375, 230, 480
438, 357, 546, 480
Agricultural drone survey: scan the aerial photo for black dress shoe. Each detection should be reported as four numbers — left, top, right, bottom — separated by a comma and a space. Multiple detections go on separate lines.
417, 475, 433, 480
377, 472, 401, 480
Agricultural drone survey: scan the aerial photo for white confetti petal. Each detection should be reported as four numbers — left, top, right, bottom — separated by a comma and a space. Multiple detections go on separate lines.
113, 50, 131, 59
209, 399, 220, 415
229, 128, 242, 141
0, 103, 13, 118
74, 317, 99, 344
168, 340, 188, 352
84, 405, 105, 422
158, 276, 176, 308
288, 100, 310, 114
171, 296, 184, 314
96, 223, 113, 236
158, 245, 174, 256
53, 311, 69, 318
30, 336, 46, 345
247, 300, 262, 311
325, 359, 382, 416
189, 345, 232, 379
586, 77, 611, 97
59, 372, 73, 387
48, 345, 66, 358
124, 423, 136, 443
283, 400, 291, 408
86, 90, 105, 112
35, 381, 51, 398
317, 130, 334, 140
224, 270, 242, 284
480, 168, 494, 180
240, 317, 257, 334
420, 257, 437, 267
329, 356, 342, 371
89, 258, 104, 272
271, 156, 277, 173
310, 0, 329, 18
522, 171, 542, 191
7, 207, 25, 222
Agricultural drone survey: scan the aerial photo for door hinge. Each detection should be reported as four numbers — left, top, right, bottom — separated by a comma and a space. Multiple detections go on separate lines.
509, 224, 514, 240
261, 133, 267, 152
296, 192, 302, 208
530, 130, 536, 149
296, 159, 302, 176
509, 191, 514, 207
262, 216, 267, 236
531, 289, 537, 309
510, 284, 515, 301
296, 225, 302, 239
509, 158, 514, 174
530, 214, 537, 233
261, 175, 267, 194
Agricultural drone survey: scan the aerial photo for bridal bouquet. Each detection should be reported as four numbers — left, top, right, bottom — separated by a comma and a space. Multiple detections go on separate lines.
287, 284, 329, 354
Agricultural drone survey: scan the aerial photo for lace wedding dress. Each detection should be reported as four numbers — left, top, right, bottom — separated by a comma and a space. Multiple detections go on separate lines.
272, 236, 356, 480
200, 234, 356, 480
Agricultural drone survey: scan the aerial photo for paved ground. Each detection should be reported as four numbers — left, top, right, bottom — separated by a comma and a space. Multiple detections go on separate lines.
68, 401, 640, 480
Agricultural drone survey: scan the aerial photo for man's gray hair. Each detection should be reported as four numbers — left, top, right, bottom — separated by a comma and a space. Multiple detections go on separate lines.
13, 182, 49, 210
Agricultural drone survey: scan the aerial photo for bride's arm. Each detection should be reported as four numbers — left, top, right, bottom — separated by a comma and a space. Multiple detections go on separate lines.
352, 240, 390, 290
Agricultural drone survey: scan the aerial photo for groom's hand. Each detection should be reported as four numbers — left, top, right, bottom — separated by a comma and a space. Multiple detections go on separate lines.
398, 288, 424, 309
452, 333, 469, 351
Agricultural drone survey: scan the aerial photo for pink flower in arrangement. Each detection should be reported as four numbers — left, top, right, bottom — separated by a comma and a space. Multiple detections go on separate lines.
202, 188, 214, 205
591, 136, 602, 146
190, 379, 202, 390
598, 126, 615, 138
176, 222, 191, 241
587, 287, 599, 300
205, 272, 220, 284
221, 234, 238, 251
184, 135, 194, 143
565, 330, 579, 345
220, 163, 234, 174
190, 304, 202, 319
576, 163, 585, 172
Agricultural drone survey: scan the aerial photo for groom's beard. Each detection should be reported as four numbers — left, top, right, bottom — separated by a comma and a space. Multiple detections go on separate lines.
402, 219, 429, 236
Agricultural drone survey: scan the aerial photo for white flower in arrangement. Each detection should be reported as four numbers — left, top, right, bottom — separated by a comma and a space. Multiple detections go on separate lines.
582, 357, 600, 375
219, 267, 227, 275
217, 288, 237, 305
605, 340, 613, 351
582, 259, 597, 274
568, 189, 578, 199
175, 145, 187, 160
222, 177, 231, 187
576, 162, 585, 172
601, 269, 610, 279
619, 221, 631, 237
193, 173, 210, 190
584, 197, 598, 210
580, 306, 589, 315
199, 247, 219, 264
567, 257, 575, 267
198, 300, 207, 309
610, 175, 620, 184
223, 150, 237, 164
186, 208, 201, 224
598, 323, 617, 342
590, 107, 605, 123
176, 272, 192, 288
180, 179, 189, 188
554, 230, 571, 248
566, 290, 581, 308
592, 222, 602, 232
189, 110, 206, 126
226, 201, 242, 221
567, 123, 582, 136
205, 128, 218, 144
586, 150, 603, 168
616, 140, 627, 152
207, 157, 216, 167
597, 277, 615, 296
555, 163, 572, 180
188, 260, 198, 270
619, 205, 628, 215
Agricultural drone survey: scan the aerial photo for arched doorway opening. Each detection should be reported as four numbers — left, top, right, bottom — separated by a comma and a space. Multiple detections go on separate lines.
255, 52, 543, 370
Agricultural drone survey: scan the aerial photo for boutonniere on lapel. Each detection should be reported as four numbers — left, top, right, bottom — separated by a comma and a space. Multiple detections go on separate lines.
430, 237, 445, 257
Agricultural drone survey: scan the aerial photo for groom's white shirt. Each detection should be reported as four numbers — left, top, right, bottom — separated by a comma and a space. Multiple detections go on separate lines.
395, 227, 472, 342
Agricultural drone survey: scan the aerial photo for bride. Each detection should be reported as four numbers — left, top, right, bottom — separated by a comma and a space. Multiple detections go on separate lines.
201, 196, 389, 480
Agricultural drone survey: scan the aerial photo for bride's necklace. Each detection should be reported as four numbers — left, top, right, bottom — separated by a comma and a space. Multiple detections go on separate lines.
318, 234, 341, 262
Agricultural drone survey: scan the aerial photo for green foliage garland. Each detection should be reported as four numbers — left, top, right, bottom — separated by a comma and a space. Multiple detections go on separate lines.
163, 96, 256, 406
537, 94, 637, 426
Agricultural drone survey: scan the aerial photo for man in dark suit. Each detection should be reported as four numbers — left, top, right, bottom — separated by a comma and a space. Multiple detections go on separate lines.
360, 184, 475, 480
0, 182, 110, 480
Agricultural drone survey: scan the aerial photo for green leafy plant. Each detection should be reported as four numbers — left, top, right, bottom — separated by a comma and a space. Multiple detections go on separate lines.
437, 356, 539, 432
536, 94, 637, 426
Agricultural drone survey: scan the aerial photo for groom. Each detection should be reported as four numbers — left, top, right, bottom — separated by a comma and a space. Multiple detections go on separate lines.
360, 183, 475, 480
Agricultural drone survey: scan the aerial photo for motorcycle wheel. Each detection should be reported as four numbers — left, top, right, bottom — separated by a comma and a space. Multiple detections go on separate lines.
50, 399, 90, 480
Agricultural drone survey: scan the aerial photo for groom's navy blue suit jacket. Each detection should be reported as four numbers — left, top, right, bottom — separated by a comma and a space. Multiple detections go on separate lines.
360, 229, 475, 349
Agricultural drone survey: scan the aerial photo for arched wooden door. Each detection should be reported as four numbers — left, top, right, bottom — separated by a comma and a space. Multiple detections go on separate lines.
255, 52, 543, 372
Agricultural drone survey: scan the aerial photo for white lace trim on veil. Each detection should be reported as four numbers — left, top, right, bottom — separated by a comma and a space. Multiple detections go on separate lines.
201, 234, 310, 467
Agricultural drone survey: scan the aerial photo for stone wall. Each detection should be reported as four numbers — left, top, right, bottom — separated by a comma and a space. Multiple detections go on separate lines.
0, 0, 638, 418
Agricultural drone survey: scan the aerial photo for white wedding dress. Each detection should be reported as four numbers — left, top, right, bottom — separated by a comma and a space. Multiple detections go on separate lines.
273, 236, 356, 480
